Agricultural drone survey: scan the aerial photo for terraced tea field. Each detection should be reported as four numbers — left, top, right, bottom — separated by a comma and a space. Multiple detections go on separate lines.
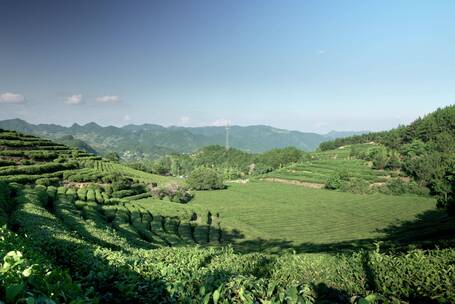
264, 144, 390, 187
136, 181, 436, 253
266, 159, 389, 185
80, 158, 179, 184
0, 129, 196, 249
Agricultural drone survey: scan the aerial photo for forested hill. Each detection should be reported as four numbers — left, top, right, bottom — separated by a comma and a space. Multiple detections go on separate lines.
319, 105, 455, 151
0, 119, 365, 160
318, 105, 455, 215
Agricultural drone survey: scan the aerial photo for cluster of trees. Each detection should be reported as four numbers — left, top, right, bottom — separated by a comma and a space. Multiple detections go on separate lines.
129, 145, 305, 180
186, 167, 225, 191
350, 145, 401, 170
321, 105, 455, 214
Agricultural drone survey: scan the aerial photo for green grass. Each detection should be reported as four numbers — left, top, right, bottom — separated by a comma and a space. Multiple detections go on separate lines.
136, 180, 436, 252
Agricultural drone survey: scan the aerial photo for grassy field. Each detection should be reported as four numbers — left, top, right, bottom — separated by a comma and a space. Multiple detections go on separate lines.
136, 180, 436, 253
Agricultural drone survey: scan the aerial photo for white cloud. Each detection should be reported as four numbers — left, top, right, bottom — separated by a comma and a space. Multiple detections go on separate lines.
179, 116, 190, 124
64, 94, 83, 105
317, 50, 327, 55
96, 95, 121, 103
0, 92, 25, 104
123, 114, 131, 122
210, 119, 231, 126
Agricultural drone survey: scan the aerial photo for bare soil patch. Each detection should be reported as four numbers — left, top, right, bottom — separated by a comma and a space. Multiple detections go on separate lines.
263, 178, 325, 189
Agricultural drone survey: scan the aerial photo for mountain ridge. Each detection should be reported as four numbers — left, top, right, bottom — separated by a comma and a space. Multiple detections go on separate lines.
0, 118, 368, 160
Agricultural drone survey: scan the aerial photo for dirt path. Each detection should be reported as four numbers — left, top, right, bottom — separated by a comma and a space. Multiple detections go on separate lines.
262, 178, 325, 189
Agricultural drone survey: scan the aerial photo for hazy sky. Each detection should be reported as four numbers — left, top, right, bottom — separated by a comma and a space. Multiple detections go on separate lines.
0, 0, 454, 133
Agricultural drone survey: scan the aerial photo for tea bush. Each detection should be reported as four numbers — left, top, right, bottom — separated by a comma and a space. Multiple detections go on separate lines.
0, 228, 94, 303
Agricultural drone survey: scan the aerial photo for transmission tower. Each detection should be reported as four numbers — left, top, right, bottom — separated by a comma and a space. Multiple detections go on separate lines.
225, 124, 230, 150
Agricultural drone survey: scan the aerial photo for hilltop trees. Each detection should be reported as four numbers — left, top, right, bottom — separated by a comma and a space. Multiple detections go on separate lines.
128, 145, 306, 180
320, 105, 455, 151
256, 147, 303, 169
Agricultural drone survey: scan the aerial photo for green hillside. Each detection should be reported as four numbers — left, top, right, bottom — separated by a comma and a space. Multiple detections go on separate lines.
55, 135, 97, 154
0, 128, 454, 303
318, 105, 455, 214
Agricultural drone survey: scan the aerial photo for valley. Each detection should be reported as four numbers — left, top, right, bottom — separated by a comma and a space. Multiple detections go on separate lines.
1, 105, 454, 303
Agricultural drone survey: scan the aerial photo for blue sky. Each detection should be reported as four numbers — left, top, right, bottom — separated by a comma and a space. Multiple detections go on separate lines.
0, 0, 454, 133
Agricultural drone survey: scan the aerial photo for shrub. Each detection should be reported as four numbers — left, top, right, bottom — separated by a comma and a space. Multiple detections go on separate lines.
35, 177, 60, 187
385, 153, 401, 170
65, 188, 76, 201
166, 184, 193, 203
46, 186, 57, 200
104, 184, 113, 194
339, 178, 371, 194
186, 167, 225, 190
249, 163, 274, 175
86, 189, 96, 201
367, 147, 388, 169
325, 173, 342, 190
77, 188, 87, 201
437, 193, 455, 216
382, 179, 430, 196
112, 176, 134, 192
112, 189, 136, 198
0, 229, 93, 303
95, 189, 104, 204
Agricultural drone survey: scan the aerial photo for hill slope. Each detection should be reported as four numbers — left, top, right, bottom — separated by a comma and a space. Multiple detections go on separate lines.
0, 128, 454, 303
0, 118, 365, 159
318, 105, 455, 214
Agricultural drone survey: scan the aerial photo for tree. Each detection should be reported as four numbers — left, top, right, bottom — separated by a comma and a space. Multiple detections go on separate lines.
152, 156, 172, 175
186, 167, 225, 190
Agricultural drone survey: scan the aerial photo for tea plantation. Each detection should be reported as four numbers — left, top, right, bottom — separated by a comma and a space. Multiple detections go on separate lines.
264, 144, 388, 186
0, 129, 454, 303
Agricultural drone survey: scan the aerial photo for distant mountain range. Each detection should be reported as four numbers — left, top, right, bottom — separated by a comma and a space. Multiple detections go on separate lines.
0, 118, 367, 160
